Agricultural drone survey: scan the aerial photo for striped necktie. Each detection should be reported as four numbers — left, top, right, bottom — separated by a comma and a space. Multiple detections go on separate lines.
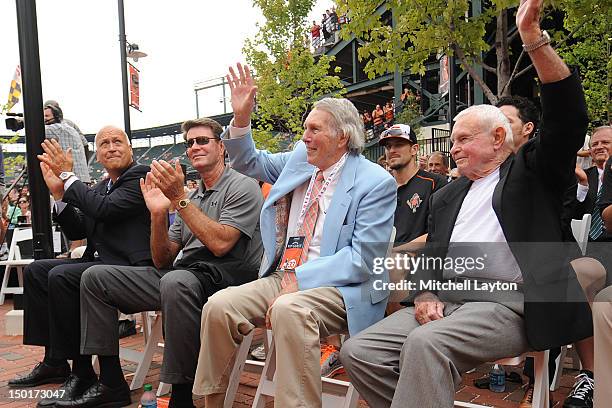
589, 188, 604, 240
297, 171, 325, 264
280, 171, 324, 290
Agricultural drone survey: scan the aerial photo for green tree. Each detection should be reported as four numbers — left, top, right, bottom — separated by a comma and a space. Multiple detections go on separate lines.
555, 3, 611, 125
339, 0, 608, 110
243, 0, 346, 151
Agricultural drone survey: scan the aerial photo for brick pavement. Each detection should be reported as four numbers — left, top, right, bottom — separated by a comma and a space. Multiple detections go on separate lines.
0, 300, 575, 407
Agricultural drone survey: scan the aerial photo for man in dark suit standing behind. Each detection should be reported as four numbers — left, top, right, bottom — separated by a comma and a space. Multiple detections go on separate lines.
9, 126, 152, 407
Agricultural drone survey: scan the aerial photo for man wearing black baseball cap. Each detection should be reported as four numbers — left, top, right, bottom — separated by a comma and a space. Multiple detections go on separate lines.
379, 124, 447, 245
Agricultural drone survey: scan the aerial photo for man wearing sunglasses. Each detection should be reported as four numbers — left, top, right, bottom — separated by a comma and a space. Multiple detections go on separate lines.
74, 118, 263, 408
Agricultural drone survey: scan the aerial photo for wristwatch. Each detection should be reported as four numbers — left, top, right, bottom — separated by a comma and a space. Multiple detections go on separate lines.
177, 198, 191, 211
59, 171, 76, 182
522, 30, 550, 53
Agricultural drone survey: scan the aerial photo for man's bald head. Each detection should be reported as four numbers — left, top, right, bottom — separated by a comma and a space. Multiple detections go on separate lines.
95, 126, 133, 180
95, 126, 129, 145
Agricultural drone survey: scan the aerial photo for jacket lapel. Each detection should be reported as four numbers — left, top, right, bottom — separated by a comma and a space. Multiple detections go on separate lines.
492, 156, 514, 239
434, 176, 471, 244
320, 154, 357, 255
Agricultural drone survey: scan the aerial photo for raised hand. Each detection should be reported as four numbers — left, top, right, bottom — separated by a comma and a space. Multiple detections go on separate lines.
517, 0, 544, 43
37, 139, 74, 177
40, 162, 65, 200
149, 159, 186, 205
140, 172, 171, 215
575, 165, 588, 186
226, 63, 257, 127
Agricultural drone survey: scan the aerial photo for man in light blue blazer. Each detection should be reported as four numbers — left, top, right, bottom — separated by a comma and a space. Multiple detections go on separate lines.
193, 63, 396, 408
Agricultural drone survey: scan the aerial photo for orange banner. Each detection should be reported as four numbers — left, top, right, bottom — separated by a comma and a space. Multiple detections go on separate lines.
128, 62, 140, 111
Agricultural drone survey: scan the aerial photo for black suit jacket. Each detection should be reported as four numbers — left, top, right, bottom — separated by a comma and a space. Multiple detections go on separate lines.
56, 163, 152, 266
414, 72, 592, 350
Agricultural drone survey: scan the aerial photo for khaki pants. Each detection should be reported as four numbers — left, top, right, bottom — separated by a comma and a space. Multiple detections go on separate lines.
193, 272, 347, 408
593, 285, 612, 408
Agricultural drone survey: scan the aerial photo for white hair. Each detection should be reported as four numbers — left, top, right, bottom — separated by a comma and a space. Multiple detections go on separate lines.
312, 98, 365, 154
454, 105, 513, 147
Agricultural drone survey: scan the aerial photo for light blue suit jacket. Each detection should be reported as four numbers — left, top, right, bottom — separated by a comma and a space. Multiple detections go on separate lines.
223, 131, 397, 335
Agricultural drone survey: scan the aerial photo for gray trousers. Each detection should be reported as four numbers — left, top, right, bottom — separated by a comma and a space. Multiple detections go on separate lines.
340, 301, 529, 408
80, 265, 207, 384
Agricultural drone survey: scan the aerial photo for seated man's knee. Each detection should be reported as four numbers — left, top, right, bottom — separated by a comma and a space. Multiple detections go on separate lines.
402, 326, 437, 356
80, 265, 106, 291
201, 287, 236, 323
160, 270, 196, 299
269, 294, 309, 326
339, 336, 368, 370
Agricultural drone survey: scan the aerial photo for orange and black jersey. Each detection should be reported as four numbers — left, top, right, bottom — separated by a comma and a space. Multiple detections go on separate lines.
394, 169, 447, 244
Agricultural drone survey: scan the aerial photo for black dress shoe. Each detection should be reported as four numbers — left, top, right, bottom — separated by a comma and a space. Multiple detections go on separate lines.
55, 381, 131, 408
8, 361, 70, 388
37, 374, 97, 407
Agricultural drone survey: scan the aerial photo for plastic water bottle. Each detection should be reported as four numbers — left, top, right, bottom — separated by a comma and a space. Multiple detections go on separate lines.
140, 384, 157, 408
488, 364, 505, 393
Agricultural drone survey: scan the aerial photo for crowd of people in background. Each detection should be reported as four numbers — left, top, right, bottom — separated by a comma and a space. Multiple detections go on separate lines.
362, 88, 422, 142
310, 7, 347, 49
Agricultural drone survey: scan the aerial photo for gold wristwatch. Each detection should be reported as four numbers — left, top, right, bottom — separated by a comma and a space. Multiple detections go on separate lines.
177, 198, 191, 211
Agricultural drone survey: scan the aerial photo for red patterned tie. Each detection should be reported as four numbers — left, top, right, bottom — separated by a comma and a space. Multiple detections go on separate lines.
281, 170, 324, 289
298, 170, 325, 264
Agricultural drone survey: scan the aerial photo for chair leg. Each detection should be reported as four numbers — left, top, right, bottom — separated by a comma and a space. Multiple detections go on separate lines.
129, 313, 163, 390
532, 350, 550, 408
252, 333, 276, 408
0, 266, 12, 305
551, 345, 568, 391
157, 382, 172, 397
224, 331, 255, 408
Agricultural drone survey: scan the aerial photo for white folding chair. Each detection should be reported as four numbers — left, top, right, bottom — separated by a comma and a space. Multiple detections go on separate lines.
455, 351, 550, 408
571, 213, 591, 256
250, 228, 397, 408
0, 227, 33, 305
251, 330, 360, 408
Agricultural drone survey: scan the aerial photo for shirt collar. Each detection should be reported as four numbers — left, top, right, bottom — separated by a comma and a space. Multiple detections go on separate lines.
194, 165, 231, 197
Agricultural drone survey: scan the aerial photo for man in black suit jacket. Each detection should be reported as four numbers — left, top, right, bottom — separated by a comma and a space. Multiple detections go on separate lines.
340, 2, 595, 407
574, 126, 612, 243
9, 126, 152, 405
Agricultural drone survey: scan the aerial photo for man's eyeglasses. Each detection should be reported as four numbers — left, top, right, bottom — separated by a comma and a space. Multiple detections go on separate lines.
184, 136, 220, 149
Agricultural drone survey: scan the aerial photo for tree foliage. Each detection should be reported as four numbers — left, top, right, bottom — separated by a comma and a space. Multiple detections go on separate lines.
555, 2, 611, 125
243, 0, 346, 151
339, 0, 609, 115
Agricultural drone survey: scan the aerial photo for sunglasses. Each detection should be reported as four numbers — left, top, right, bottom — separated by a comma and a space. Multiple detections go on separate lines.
18, 201, 27, 204
381, 128, 409, 138
184, 136, 220, 149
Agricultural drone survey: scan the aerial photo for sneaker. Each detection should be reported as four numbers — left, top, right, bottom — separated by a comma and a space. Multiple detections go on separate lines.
320, 344, 344, 378
519, 384, 534, 408
563, 370, 594, 408
250, 344, 266, 361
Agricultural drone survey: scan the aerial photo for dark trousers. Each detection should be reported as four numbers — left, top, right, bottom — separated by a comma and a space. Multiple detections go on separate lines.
23, 258, 101, 359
